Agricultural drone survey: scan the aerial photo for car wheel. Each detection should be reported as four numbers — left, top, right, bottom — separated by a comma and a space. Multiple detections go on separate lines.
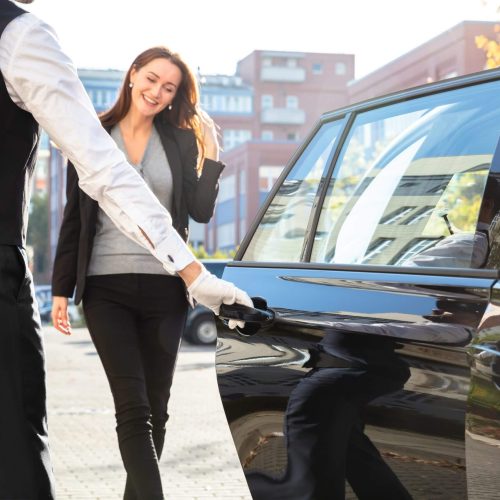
189, 315, 217, 345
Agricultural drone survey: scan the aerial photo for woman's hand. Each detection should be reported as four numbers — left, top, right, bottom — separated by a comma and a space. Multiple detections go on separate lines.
199, 109, 220, 161
52, 296, 72, 335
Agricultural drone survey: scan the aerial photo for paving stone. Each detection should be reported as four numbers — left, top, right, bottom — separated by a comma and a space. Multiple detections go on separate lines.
44, 326, 251, 499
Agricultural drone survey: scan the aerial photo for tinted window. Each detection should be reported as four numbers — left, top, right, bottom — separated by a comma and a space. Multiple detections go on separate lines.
311, 82, 500, 269
243, 120, 342, 262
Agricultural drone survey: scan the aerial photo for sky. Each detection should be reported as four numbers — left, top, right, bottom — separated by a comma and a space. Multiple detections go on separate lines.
25, 0, 500, 80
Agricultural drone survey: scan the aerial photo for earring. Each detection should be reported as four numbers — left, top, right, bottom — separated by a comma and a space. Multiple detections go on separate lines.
129, 82, 133, 88
168, 104, 172, 110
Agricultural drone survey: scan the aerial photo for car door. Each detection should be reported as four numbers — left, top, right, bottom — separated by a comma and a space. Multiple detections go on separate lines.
216, 70, 500, 500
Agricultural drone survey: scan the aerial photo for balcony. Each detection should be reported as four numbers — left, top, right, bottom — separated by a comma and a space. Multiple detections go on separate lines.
260, 66, 306, 83
261, 107, 306, 125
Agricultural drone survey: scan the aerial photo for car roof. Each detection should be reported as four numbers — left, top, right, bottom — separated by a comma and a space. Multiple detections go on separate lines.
320, 67, 500, 123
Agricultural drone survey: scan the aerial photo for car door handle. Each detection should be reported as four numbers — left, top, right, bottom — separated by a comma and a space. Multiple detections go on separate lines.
219, 296, 274, 335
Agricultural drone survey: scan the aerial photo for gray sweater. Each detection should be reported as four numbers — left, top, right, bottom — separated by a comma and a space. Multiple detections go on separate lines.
87, 125, 173, 276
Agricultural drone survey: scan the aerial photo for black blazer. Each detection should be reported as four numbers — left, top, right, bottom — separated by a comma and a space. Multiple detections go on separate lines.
52, 118, 224, 304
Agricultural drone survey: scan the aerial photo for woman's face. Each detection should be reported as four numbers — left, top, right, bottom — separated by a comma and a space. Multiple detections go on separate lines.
129, 57, 182, 119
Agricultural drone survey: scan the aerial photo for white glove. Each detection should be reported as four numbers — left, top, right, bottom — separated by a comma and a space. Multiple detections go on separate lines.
187, 269, 253, 329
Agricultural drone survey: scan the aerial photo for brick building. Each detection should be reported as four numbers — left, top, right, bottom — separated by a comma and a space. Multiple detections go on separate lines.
202, 50, 355, 252
348, 21, 495, 103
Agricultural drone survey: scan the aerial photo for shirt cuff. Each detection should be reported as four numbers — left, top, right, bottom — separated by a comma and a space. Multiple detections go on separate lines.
155, 230, 195, 274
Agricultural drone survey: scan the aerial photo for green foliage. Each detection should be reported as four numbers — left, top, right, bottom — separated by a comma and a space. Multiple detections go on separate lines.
211, 248, 230, 259
188, 243, 235, 259
430, 171, 487, 234
189, 243, 209, 259
27, 192, 49, 276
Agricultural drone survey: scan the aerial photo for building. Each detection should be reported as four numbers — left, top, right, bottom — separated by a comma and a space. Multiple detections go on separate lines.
204, 50, 355, 252
348, 21, 495, 104
78, 68, 124, 113
199, 74, 254, 151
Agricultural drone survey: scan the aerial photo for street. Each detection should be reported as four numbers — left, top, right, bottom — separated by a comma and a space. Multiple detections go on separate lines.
44, 326, 251, 500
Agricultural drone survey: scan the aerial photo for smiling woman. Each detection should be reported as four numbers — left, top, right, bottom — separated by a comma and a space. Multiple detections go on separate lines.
51, 46, 228, 499
99, 46, 209, 168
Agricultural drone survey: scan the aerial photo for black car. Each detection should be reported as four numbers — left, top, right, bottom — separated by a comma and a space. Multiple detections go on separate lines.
183, 259, 229, 344
215, 69, 500, 499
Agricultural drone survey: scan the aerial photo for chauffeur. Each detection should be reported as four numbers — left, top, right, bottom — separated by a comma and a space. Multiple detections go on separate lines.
0, 1, 251, 497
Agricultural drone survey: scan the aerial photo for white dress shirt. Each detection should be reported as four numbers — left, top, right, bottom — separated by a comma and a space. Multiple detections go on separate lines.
0, 11, 194, 274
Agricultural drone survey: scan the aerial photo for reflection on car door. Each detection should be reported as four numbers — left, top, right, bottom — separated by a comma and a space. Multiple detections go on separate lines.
216, 71, 500, 500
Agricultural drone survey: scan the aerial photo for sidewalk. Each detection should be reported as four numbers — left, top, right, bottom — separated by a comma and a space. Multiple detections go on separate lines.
44, 326, 252, 500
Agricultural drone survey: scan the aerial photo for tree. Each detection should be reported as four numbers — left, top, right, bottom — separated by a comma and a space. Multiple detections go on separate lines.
476, 2, 500, 68
27, 192, 49, 280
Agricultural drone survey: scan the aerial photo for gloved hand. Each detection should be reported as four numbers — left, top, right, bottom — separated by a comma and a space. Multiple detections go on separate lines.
187, 268, 253, 329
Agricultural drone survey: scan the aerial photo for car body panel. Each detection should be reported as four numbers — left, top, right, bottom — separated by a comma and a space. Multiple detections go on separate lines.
217, 265, 491, 498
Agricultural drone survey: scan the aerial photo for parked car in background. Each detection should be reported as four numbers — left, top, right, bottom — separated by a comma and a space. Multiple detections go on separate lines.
215, 69, 500, 499
34, 285, 82, 325
184, 259, 229, 345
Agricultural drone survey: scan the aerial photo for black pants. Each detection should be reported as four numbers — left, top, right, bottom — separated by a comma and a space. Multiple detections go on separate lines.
247, 364, 412, 500
0, 245, 55, 500
82, 274, 188, 500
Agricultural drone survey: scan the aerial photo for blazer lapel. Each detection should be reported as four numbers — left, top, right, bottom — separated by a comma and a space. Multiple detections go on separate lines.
154, 120, 182, 220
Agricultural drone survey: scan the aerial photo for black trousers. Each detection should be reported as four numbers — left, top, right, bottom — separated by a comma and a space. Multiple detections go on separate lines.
82, 274, 188, 500
247, 364, 412, 500
0, 245, 55, 500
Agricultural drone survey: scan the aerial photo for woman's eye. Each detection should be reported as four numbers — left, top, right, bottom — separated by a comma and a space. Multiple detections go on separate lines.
147, 77, 155, 83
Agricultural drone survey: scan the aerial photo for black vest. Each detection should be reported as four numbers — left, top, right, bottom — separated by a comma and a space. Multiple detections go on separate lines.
0, 0, 40, 246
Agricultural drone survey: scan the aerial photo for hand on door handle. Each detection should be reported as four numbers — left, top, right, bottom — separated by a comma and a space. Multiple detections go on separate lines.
219, 296, 274, 336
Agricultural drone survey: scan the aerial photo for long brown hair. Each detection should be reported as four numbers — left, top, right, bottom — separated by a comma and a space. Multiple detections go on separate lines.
100, 46, 205, 170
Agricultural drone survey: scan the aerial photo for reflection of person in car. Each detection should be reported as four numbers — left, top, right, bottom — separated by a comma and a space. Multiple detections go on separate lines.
246, 333, 412, 500
404, 176, 500, 269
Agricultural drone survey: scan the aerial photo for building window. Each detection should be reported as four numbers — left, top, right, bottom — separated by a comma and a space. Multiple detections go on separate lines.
312, 63, 323, 75
217, 223, 236, 249
223, 129, 252, 151
242, 96, 252, 112
262, 57, 272, 67
287, 132, 299, 141
201, 94, 210, 110
380, 206, 415, 225
227, 96, 237, 111
404, 206, 434, 225
286, 96, 298, 109
335, 62, 347, 75
96, 90, 103, 107
287, 58, 298, 68
239, 170, 246, 196
261, 130, 274, 141
218, 175, 236, 204
105, 90, 114, 107
259, 165, 284, 193
361, 238, 394, 264
261, 95, 273, 109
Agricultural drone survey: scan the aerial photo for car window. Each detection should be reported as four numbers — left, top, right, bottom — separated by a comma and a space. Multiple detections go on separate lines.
242, 119, 343, 262
311, 81, 500, 269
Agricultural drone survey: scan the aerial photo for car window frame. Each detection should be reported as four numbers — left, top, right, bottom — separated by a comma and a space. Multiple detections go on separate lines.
233, 68, 500, 280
